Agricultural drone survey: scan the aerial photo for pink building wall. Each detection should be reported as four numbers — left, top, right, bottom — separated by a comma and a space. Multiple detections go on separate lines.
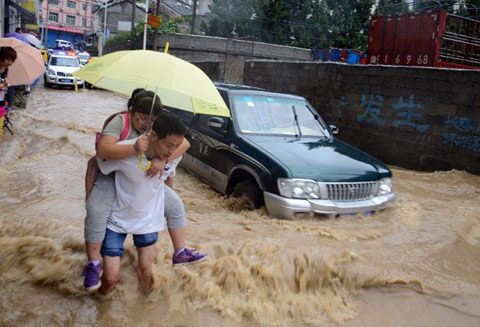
40, 0, 92, 37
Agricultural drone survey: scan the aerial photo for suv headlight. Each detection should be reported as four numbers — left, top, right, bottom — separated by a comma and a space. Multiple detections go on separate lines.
278, 178, 320, 199
378, 177, 393, 195
47, 69, 56, 75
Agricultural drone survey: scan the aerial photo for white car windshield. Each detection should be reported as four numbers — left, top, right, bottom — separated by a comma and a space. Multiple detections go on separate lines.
233, 95, 330, 137
50, 57, 79, 67
79, 55, 90, 60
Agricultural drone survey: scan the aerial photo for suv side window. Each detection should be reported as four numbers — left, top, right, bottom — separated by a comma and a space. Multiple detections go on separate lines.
218, 90, 230, 109
168, 107, 194, 126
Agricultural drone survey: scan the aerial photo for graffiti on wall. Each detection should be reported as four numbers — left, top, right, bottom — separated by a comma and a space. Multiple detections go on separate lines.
392, 95, 430, 132
357, 94, 386, 125
442, 117, 480, 152
339, 93, 479, 153
354, 94, 429, 132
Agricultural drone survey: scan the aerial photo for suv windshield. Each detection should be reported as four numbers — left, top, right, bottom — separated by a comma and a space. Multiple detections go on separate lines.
233, 95, 330, 137
79, 54, 90, 60
50, 57, 79, 67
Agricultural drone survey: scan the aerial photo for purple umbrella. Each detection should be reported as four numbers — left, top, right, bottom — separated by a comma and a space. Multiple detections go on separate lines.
5, 32, 31, 45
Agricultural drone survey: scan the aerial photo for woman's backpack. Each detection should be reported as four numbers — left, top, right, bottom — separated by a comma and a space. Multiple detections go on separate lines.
87, 111, 131, 199
95, 111, 131, 149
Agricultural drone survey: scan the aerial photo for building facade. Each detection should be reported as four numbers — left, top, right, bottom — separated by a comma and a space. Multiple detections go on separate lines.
39, 0, 92, 48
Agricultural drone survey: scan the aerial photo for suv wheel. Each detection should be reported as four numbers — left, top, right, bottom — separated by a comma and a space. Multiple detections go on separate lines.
232, 179, 263, 210
44, 76, 50, 88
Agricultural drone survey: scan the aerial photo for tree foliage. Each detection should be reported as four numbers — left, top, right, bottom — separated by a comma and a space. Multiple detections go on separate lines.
201, 0, 480, 50
105, 16, 185, 50
374, 0, 408, 16
202, 0, 374, 50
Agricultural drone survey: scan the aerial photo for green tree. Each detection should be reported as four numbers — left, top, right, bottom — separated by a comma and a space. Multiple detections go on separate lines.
105, 16, 185, 51
375, 0, 408, 15
459, 0, 480, 19
202, 0, 376, 50
325, 0, 375, 50
414, 0, 456, 12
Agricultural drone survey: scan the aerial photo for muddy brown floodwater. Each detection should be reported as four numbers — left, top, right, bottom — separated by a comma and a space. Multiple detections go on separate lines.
0, 86, 479, 327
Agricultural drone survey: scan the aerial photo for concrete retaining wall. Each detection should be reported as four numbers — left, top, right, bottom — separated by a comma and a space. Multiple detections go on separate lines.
244, 61, 480, 175
157, 33, 311, 83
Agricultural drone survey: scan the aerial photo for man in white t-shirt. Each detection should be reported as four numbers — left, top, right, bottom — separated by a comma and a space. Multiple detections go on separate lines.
97, 112, 186, 295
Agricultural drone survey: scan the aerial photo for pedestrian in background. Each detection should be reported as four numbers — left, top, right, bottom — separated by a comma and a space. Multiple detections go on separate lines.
0, 46, 17, 142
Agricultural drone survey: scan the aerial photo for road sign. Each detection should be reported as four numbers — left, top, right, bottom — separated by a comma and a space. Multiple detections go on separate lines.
147, 14, 162, 28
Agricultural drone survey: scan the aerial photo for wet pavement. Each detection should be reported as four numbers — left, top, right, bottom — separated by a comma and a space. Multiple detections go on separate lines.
0, 85, 479, 327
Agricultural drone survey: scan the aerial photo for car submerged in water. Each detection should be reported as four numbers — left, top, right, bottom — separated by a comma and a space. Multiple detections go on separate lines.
171, 83, 395, 219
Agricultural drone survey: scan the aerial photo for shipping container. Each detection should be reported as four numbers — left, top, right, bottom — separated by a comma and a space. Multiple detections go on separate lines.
366, 9, 480, 69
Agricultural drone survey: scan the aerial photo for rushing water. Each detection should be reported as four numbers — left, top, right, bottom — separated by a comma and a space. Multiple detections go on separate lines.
0, 86, 479, 327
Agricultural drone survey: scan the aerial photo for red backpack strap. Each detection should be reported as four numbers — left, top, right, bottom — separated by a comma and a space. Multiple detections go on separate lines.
119, 112, 131, 141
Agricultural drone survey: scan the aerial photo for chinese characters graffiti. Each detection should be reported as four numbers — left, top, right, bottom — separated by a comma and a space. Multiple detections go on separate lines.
442, 116, 480, 152
338, 96, 348, 118
357, 94, 386, 125
392, 95, 430, 132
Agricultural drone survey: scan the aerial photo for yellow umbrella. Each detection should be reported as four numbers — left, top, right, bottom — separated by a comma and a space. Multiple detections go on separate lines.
0, 37, 45, 86
74, 50, 230, 117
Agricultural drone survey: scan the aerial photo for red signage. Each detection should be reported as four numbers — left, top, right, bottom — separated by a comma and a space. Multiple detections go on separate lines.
147, 14, 162, 28
47, 25, 85, 34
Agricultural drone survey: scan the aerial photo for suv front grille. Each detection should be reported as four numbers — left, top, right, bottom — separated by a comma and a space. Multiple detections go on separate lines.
324, 182, 378, 201
57, 72, 72, 77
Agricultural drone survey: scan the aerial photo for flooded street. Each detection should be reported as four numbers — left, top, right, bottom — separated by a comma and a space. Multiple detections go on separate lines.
0, 85, 479, 327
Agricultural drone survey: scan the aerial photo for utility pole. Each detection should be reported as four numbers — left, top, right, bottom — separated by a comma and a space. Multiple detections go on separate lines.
0, 0, 4, 36
103, 1, 107, 47
84, 0, 87, 49
190, 0, 197, 34
142, 0, 149, 49
152, 0, 160, 51
45, 0, 50, 47
129, 0, 136, 49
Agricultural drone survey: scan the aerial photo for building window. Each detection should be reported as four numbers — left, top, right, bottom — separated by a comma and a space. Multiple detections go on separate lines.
82, 18, 86, 27
82, 3, 87, 10
49, 12, 59, 22
67, 0, 76, 9
66, 15, 76, 25
48, 0, 59, 5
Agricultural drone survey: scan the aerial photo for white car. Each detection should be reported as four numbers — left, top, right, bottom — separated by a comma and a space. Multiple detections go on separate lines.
55, 39, 73, 50
78, 51, 91, 66
44, 53, 84, 88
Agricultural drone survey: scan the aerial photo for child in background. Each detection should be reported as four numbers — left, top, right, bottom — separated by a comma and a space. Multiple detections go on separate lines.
0, 47, 17, 142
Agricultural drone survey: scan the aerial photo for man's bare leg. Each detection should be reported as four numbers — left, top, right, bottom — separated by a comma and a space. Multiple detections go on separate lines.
98, 256, 120, 295
137, 244, 157, 295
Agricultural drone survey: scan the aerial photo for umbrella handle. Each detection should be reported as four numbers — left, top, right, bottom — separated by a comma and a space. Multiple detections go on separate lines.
139, 152, 151, 171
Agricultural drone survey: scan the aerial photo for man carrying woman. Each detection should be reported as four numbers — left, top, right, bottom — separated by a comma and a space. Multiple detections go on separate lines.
84, 89, 206, 291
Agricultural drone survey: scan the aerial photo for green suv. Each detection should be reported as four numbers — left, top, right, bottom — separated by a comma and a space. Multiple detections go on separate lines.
172, 83, 395, 219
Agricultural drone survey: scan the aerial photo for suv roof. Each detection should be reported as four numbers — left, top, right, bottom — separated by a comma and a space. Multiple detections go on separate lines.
214, 82, 264, 91
216, 82, 305, 101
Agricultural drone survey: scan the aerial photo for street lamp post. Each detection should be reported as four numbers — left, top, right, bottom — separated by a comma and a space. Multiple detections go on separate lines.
93, 0, 108, 54
44, 0, 50, 47
103, 1, 107, 46
142, 0, 149, 49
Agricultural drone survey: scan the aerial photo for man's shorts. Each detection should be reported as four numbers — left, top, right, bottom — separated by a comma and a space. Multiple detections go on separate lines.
101, 228, 158, 257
